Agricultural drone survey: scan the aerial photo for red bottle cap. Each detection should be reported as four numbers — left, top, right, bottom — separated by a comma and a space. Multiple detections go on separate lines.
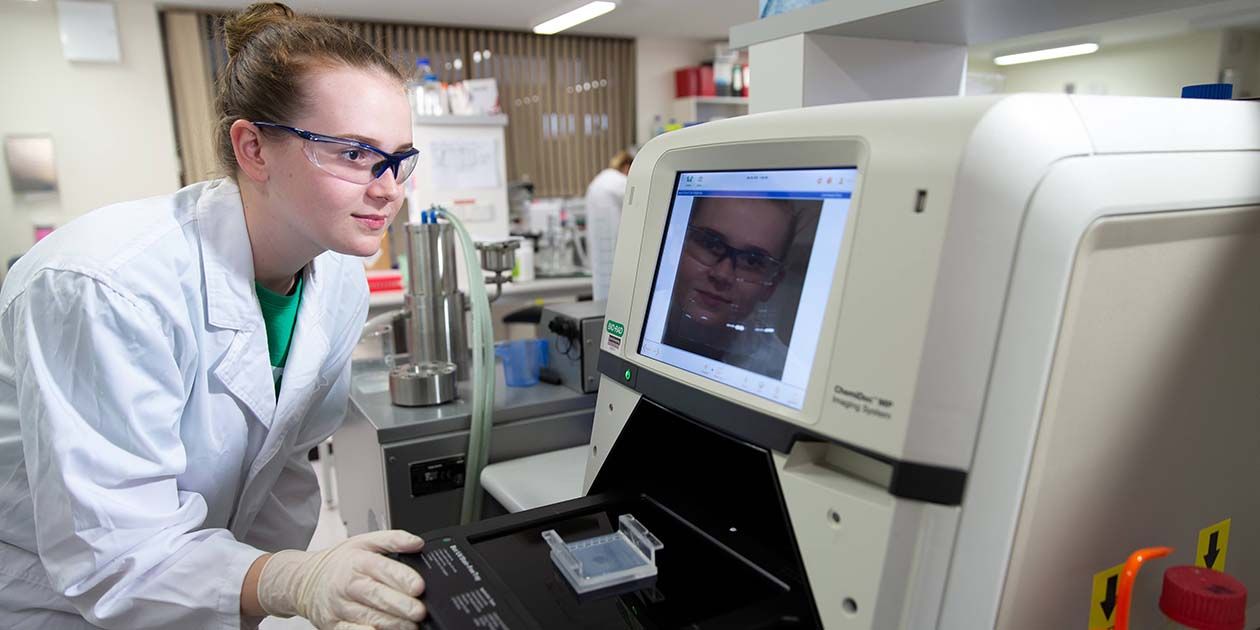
1159, 566, 1247, 630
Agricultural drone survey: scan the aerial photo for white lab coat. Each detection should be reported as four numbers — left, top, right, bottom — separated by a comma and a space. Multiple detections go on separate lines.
584, 168, 627, 302
0, 178, 369, 629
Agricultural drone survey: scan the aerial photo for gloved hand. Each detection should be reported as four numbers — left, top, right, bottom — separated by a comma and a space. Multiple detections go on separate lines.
257, 530, 428, 630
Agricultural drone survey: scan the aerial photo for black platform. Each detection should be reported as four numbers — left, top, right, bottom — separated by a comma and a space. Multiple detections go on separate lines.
404, 492, 815, 629
400, 399, 824, 630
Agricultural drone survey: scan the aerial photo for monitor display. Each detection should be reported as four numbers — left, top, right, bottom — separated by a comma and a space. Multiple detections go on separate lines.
639, 167, 856, 410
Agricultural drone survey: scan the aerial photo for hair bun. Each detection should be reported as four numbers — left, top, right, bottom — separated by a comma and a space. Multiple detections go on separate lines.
224, 2, 295, 58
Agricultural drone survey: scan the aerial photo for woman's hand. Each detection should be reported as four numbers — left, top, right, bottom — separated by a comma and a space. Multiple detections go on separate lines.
256, 530, 428, 629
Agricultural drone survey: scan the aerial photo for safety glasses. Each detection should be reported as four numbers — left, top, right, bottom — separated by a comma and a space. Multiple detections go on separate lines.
683, 226, 785, 285
253, 121, 420, 185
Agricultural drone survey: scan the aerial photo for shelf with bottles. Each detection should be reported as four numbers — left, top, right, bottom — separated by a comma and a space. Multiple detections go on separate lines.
408, 56, 502, 120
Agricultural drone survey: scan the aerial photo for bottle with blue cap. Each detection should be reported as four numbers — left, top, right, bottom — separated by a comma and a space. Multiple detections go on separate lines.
420, 57, 446, 116
1181, 83, 1233, 100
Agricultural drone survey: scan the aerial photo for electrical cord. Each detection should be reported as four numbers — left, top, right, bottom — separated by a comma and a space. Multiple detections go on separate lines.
547, 318, 582, 361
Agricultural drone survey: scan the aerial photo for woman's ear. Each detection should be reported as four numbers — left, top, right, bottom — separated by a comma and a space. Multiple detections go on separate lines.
230, 119, 269, 183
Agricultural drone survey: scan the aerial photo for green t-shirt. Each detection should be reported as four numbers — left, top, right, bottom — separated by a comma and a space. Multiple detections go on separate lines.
255, 275, 303, 390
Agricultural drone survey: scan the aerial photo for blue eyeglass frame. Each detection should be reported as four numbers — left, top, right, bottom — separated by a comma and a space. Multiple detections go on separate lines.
252, 121, 420, 181
684, 226, 785, 277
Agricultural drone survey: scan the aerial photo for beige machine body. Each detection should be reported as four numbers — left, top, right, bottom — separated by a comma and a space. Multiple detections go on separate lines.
586, 94, 1260, 628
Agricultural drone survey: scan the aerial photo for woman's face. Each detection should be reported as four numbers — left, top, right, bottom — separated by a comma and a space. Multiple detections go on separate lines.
671, 199, 789, 326
261, 65, 412, 258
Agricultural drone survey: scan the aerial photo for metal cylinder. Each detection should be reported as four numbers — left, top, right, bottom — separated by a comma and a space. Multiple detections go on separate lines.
476, 240, 519, 274
389, 361, 458, 407
404, 222, 469, 379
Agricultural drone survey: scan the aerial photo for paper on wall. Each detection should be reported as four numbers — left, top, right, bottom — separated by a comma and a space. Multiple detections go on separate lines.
430, 137, 500, 190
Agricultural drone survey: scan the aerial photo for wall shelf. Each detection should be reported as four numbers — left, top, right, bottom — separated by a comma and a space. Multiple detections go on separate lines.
675, 96, 750, 105
672, 96, 750, 124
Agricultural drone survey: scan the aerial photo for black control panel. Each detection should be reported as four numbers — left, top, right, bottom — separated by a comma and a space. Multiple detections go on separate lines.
410, 456, 466, 497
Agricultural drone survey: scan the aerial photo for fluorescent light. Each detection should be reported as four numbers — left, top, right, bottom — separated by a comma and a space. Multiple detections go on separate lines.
533, 1, 617, 35
994, 43, 1099, 66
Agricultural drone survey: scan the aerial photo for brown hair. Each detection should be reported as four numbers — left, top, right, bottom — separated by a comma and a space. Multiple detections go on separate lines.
214, 2, 407, 175
609, 149, 635, 171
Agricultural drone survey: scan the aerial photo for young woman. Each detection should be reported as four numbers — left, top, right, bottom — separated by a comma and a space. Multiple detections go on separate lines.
0, 4, 429, 628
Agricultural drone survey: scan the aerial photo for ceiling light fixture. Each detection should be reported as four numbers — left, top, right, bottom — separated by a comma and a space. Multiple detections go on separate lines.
994, 42, 1100, 66
533, 1, 617, 35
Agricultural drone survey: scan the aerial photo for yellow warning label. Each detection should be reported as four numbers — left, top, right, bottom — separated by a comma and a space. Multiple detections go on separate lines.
1196, 518, 1231, 572
1089, 562, 1124, 630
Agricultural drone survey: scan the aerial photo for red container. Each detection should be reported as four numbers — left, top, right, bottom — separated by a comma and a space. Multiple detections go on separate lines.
366, 271, 403, 293
675, 67, 700, 97
675, 66, 716, 98
699, 65, 716, 96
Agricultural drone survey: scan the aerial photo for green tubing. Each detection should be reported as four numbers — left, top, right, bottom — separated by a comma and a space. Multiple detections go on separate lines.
439, 209, 496, 525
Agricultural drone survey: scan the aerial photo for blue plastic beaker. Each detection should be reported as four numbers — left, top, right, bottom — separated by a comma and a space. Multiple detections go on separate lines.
495, 339, 549, 387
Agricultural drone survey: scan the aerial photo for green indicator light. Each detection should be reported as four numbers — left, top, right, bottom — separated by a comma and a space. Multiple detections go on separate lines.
624, 369, 632, 381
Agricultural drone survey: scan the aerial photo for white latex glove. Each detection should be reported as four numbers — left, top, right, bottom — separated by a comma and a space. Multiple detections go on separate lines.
258, 530, 428, 630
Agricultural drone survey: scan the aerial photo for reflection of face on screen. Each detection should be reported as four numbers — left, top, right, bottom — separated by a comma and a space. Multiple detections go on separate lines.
662, 196, 822, 379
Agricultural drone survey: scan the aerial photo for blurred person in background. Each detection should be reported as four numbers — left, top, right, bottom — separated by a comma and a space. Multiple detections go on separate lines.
585, 147, 635, 301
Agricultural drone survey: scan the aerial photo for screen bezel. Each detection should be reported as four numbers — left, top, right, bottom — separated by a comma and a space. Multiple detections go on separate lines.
618, 137, 869, 426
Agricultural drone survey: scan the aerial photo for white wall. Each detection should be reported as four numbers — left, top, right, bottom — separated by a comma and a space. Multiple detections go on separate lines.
635, 37, 713, 147
968, 30, 1225, 98
0, 0, 180, 274
1219, 29, 1260, 99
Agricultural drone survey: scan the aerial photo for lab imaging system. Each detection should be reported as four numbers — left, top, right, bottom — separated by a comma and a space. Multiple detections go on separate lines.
403, 94, 1260, 629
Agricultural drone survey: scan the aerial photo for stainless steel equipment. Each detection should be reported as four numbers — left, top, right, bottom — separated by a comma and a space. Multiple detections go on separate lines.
335, 360, 597, 535
540, 301, 605, 394
386, 222, 465, 406
388, 217, 519, 407
475, 239, 518, 300
388, 362, 458, 407
403, 222, 467, 377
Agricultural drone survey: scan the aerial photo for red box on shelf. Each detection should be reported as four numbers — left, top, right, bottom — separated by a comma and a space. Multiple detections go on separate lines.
675, 67, 700, 97
699, 65, 716, 97
675, 66, 717, 98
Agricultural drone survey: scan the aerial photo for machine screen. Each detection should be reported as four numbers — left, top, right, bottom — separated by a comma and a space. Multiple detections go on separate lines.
639, 167, 855, 410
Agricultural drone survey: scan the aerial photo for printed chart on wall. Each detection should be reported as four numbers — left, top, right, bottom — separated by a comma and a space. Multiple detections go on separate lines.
430, 137, 500, 191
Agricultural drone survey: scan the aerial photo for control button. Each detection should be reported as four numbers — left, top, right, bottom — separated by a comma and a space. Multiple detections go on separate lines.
618, 364, 638, 388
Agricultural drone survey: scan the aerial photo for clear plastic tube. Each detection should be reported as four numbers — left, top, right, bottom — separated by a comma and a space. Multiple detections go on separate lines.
437, 208, 495, 524
572, 225, 589, 269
